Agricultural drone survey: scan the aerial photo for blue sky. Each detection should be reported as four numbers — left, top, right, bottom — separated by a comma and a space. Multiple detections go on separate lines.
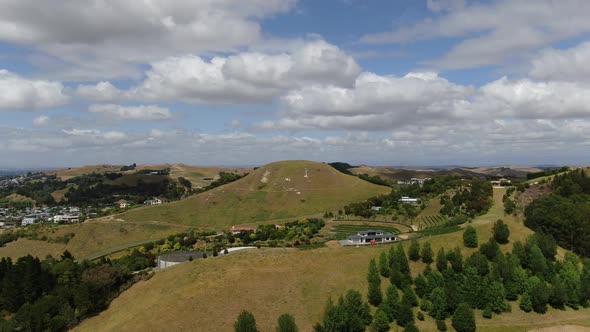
1, 0, 590, 167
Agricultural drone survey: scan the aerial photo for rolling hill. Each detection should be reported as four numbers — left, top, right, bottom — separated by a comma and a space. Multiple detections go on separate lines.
75, 187, 590, 332
350, 165, 483, 181
118, 160, 391, 228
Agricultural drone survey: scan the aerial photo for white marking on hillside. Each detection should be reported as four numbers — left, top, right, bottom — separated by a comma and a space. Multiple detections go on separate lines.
261, 170, 270, 183
304, 168, 309, 178
285, 177, 291, 182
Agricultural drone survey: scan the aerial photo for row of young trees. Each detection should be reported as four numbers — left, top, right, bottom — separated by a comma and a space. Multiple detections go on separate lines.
313, 220, 590, 331
234, 311, 298, 332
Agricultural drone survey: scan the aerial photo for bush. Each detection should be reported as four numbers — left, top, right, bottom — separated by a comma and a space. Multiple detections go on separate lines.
417, 312, 425, 321
234, 310, 258, 332
482, 306, 492, 319
463, 226, 478, 248
436, 319, 447, 331
403, 322, 420, 332
276, 313, 298, 332
493, 219, 510, 244
451, 303, 475, 332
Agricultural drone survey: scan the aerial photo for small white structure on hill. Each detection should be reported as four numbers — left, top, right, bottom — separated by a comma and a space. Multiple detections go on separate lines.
144, 197, 162, 205
52, 215, 80, 223
21, 217, 36, 225
399, 196, 419, 204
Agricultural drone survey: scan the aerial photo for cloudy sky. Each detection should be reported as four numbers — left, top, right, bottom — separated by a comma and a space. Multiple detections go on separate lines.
2, 0, 590, 167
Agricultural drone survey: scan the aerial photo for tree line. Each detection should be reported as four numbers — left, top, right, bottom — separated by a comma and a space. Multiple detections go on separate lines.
525, 168, 590, 257
312, 220, 590, 331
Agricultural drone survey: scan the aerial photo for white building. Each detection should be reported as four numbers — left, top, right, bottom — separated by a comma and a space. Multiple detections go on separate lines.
399, 196, 419, 204
53, 215, 80, 223
144, 197, 163, 205
21, 217, 36, 225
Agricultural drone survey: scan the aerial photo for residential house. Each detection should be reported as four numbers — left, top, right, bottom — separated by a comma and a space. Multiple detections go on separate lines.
347, 230, 397, 244
144, 197, 163, 206
399, 196, 419, 204
230, 226, 257, 235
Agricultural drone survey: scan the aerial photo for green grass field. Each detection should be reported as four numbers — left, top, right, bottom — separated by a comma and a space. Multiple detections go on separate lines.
75, 187, 590, 332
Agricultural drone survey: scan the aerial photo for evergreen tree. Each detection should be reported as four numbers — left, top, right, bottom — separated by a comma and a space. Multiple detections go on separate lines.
463, 226, 478, 248
414, 274, 429, 298
436, 319, 447, 331
396, 301, 414, 327
531, 282, 550, 314
436, 248, 448, 272
559, 260, 581, 308
396, 244, 411, 276
451, 303, 476, 332
512, 241, 527, 267
379, 251, 390, 278
482, 277, 506, 313
549, 276, 567, 309
461, 267, 481, 309
234, 310, 259, 332
519, 292, 532, 312
409, 239, 421, 262
492, 219, 510, 244
402, 286, 419, 307
479, 238, 500, 261
404, 322, 420, 332
529, 245, 548, 277
421, 242, 434, 264
383, 285, 399, 322
580, 259, 590, 306
447, 247, 463, 273
276, 313, 298, 332
368, 258, 383, 306
429, 287, 447, 320
371, 309, 390, 332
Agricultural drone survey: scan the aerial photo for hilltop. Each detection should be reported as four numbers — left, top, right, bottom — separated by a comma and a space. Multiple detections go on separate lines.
47, 163, 250, 188
118, 160, 391, 228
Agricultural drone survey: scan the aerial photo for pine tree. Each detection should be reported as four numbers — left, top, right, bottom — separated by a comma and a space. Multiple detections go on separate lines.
436, 248, 448, 272
396, 244, 411, 276
409, 239, 421, 262
414, 274, 429, 298
234, 310, 259, 332
276, 313, 298, 332
463, 226, 478, 248
382, 285, 400, 322
493, 219, 510, 244
368, 258, 383, 306
396, 301, 414, 327
451, 303, 476, 332
421, 242, 434, 264
461, 267, 481, 309
379, 251, 390, 278
529, 245, 548, 277
447, 247, 464, 273
404, 322, 420, 332
402, 286, 418, 307
519, 292, 533, 312
371, 309, 390, 332
429, 287, 447, 320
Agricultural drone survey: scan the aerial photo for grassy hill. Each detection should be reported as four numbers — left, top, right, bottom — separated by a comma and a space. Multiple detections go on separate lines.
75, 187, 590, 332
118, 160, 391, 229
350, 165, 483, 181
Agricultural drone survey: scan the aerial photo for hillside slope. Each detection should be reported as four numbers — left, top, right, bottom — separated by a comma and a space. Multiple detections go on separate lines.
76, 188, 590, 332
119, 160, 391, 228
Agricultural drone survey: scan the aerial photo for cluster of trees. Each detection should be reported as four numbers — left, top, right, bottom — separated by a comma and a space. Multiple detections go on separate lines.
440, 177, 493, 218
313, 221, 590, 331
234, 218, 326, 246
64, 172, 184, 206
525, 169, 590, 257
503, 187, 516, 215
526, 166, 570, 180
119, 163, 136, 171
0, 252, 136, 331
195, 172, 246, 194
234, 311, 298, 332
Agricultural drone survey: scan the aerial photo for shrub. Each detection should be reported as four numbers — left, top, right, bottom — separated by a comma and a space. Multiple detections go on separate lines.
451, 303, 475, 332
234, 310, 258, 332
436, 319, 447, 331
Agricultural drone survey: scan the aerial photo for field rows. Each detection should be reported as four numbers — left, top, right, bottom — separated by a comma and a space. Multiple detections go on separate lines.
417, 214, 447, 229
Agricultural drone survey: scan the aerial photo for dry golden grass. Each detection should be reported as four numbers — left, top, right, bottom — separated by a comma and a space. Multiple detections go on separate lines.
75, 187, 590, 332
0, 220, 187, 260
118, 160, 390, 229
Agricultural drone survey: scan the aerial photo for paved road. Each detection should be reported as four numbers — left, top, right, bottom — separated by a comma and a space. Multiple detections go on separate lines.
78, 239, 156, 261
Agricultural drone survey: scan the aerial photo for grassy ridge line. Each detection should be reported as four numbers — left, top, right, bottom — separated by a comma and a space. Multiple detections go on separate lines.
78, 239, 156, 261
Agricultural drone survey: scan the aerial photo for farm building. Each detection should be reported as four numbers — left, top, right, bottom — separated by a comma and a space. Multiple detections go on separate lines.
229, 226, 257, 234
346, 230, 397, 245
157, 251, 207, 269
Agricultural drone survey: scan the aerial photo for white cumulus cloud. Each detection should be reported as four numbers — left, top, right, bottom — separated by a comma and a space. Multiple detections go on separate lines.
0, 70, 69, 110
88, 104, 173, 121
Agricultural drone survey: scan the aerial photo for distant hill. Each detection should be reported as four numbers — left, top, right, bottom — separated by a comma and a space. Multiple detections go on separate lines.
349, 165, 483, 181
118, 160, 391, 229
47, 163, 250, 188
